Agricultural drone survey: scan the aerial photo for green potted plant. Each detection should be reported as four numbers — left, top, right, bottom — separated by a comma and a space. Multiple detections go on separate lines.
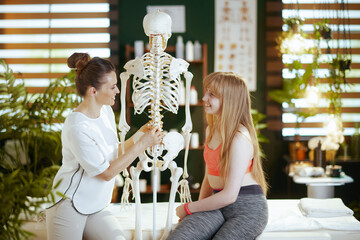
251, 109, 269, 158
270, 18, 328, 161
0, 59, 79, 239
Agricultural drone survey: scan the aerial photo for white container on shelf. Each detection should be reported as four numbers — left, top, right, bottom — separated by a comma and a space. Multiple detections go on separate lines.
179, 80, 186, 105
134, 40, 144, 58
191, 132, 200, 148
139, 179, 147, 192
185, 40, 194, 61
194, 40, 202, 60
190, 86, 198, 105
176, 36, 184, 59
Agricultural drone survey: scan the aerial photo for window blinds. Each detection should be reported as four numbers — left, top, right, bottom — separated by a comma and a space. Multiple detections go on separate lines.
266, 0, 360, 137
0, 0, 117, 95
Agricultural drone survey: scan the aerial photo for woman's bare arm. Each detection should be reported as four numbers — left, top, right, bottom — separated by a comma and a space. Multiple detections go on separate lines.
97, 126, 162, 181
198, 169, 213, 200
176, 132, 254, 219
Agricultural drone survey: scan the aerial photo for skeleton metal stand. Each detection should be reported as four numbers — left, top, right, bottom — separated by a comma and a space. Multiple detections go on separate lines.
118, 10, 193, 240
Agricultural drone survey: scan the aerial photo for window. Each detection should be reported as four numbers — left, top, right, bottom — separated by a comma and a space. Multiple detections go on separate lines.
266, 0, 360, 138
0, 0, 117, 96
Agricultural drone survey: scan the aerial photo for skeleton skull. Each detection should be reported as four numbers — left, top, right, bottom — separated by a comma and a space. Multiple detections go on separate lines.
143, 10, 172, 42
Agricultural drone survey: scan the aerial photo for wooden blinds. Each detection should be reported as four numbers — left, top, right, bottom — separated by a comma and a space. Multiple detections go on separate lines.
0, 0, 118, 94
266, 0, 360, 137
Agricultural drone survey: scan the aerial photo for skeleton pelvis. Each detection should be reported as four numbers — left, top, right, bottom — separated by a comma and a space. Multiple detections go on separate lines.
141, 132, 184, 172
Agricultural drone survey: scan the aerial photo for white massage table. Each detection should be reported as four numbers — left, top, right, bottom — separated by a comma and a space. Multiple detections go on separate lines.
23, 199, 360, 240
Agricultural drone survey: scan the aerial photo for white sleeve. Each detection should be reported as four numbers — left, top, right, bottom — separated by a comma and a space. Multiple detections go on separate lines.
105, 105, 120, 144
67, 126, 110, 177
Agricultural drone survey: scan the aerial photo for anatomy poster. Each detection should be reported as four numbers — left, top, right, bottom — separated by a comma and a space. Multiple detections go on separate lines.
215, 0, 257, 91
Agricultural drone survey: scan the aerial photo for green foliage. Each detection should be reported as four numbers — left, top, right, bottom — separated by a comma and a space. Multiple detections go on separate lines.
312, 20, 346, 116
251, 109, 268, 144
327, 55, 351, 115
251, 109, 269, 158
283, 16, 304, 30
276, 17, 310, 55
269, 18, 330, 128
0, 59, 79, 239
268, 61, 317, 126
349, 196, 360, 221
313, 20, 331, 42
271, 17, 351, 132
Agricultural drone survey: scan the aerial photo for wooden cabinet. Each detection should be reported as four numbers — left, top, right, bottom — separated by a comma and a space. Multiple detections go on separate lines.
122, 43, 208, 197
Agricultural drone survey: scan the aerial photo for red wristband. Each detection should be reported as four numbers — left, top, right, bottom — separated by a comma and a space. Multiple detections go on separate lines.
184, 202, 192, 215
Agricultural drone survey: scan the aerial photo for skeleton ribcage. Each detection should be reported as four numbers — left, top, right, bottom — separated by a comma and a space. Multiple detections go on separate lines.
132, 52, 181, 116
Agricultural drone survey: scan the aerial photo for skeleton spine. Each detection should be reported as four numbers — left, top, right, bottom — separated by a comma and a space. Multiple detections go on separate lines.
149, 35, 164, 130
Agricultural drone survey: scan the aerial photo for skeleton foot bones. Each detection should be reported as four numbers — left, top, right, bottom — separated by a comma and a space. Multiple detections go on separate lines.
118, 10, 194, 240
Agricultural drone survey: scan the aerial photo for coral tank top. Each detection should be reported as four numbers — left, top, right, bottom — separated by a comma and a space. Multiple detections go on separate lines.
203, 143, 253, 176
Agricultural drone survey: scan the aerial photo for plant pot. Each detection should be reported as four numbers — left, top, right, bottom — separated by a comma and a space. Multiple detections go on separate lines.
326, 165, 342, 178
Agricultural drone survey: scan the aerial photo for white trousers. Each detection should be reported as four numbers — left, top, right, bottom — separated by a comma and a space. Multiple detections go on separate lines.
46, 199, 126, 240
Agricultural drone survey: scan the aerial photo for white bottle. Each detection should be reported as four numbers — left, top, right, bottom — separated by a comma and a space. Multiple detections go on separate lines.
194, 40, 202, 60
134, 40, 144, 58
191, 132, 200, 148
176, 36, 184, 59
185, 41, 194, 61
190, 86, 198, 105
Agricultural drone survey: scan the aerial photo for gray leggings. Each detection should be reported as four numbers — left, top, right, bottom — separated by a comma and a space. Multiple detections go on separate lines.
167, 185, 268, 240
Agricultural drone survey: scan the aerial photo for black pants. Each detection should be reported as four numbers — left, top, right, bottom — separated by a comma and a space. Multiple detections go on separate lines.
167, 185, 268, 240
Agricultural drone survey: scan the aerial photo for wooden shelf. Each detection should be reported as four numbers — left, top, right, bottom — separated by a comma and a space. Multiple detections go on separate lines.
189, 145, 204, 150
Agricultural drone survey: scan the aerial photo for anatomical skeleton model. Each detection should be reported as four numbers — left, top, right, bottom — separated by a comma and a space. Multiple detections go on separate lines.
118, 10, 193, 240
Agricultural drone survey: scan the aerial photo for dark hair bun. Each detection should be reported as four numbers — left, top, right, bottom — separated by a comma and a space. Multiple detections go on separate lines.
67, 52, 91, 71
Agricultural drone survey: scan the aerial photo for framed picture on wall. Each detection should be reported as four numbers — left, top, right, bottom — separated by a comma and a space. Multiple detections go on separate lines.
214, 0, 257, 91
146, 5, 186, 33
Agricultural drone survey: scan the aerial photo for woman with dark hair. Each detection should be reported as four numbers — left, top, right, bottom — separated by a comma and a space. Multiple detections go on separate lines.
46, 53, 163, 240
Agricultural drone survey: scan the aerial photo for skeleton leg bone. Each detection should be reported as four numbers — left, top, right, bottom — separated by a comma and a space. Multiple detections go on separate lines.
130, 162, 144, 240
160, 161, 183, 240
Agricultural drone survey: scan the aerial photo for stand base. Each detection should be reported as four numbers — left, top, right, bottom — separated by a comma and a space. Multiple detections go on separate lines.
307, 184, 338, 199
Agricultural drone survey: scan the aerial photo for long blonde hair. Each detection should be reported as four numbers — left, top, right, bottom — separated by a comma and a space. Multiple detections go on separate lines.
204, 72, 268, 195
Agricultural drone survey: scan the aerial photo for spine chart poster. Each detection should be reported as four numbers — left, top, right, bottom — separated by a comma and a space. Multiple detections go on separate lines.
215, 0, 257, 91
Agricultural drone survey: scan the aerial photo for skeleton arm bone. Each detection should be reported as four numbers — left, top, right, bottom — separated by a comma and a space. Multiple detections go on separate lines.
119, 72, 131, 155
181, 71, 193, 179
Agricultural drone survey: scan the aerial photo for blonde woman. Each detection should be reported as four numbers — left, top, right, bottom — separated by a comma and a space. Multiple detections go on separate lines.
167, 72, 268, 240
